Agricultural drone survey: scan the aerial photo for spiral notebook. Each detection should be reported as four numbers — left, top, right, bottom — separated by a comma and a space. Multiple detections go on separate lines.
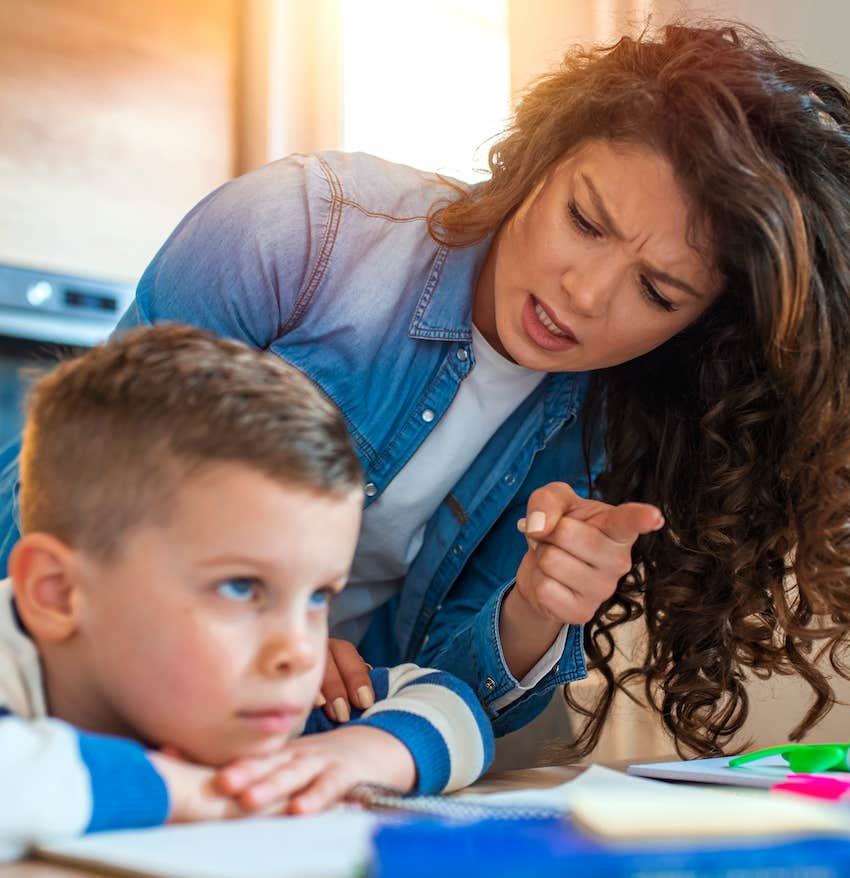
352, 764, 653, 820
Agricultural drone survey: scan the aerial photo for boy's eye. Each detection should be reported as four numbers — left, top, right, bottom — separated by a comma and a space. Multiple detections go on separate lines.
216, 578, 261, 603
308, 587, 335, 610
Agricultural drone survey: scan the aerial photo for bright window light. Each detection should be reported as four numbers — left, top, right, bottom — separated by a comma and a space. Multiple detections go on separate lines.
340, 0, 510, 182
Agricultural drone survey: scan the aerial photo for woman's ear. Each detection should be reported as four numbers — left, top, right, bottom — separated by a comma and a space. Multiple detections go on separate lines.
8, 534, 82, 642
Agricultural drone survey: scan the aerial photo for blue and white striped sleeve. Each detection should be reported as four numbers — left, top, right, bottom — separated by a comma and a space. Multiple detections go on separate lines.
0, 708, 169, 861
354, 664, 494, 795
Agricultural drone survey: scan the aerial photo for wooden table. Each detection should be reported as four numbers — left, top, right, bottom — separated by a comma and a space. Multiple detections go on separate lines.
0, 764, 587, 878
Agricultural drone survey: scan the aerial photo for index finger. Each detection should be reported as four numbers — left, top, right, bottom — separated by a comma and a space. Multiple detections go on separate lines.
595, 502, 664, 544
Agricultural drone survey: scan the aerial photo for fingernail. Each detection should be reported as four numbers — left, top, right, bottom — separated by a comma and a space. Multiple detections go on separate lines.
527, 511, 546, 534
315, 692, 327, 707
332, 697, 350, 723
516, 517, 527, 533
357, 686, 374, 709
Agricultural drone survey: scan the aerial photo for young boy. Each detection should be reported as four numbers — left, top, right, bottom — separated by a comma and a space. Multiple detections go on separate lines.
0, 325, 493, 860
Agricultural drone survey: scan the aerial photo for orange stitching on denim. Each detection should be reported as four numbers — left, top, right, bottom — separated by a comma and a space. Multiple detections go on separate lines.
280, 157, 342, 335
339, 199, 427, 223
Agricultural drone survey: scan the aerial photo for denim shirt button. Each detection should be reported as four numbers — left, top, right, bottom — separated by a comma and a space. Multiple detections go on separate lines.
456, 347, 468, 361
484, 677, 497, 692
503, 472, 516, 485
421, 408, 435, 422
452, 543, 463, 557
364, 481, 378, 497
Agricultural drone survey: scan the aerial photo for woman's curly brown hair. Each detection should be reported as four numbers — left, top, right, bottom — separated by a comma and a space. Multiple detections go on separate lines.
428, 22, 850, 758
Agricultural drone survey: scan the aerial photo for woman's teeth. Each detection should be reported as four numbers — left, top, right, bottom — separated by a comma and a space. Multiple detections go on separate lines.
534, 303, 568, 337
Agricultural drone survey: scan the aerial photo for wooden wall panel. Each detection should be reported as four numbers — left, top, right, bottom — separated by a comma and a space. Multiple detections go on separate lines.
0, 0, 237, 282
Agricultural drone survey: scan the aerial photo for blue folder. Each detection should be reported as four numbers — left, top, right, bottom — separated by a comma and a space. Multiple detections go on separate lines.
370, 816, 850, 878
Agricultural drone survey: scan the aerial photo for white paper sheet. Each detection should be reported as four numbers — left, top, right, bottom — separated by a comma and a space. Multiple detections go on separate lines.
36, 808, 381, 878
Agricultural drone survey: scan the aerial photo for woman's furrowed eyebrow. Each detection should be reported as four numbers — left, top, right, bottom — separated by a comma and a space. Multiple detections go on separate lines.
580, 173, 704, 300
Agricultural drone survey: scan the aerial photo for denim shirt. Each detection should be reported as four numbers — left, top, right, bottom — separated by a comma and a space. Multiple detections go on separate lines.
0, 152, 599, 735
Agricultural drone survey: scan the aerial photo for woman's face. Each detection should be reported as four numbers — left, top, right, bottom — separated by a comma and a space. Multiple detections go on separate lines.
474, 139, 722, 371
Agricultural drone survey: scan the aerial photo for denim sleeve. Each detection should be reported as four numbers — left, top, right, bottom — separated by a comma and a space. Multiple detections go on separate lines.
114, 154, 334, 346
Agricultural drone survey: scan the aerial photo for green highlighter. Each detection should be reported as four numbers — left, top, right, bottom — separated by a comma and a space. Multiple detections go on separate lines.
729, 743, 850, 773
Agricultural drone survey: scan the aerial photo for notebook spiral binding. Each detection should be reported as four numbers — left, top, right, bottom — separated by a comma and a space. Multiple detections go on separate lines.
349, 784, 563, 821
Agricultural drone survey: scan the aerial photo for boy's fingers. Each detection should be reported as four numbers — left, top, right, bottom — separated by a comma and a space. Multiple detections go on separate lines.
328, 639, 375, 710
598, 503, 664, 544
239, 755, 325, 811
288, 769, 352, 815
215, 751, 295, 795
159, 745, 184, 760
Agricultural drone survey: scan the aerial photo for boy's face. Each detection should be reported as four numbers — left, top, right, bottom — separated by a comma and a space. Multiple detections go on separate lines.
68, 463, 361, 766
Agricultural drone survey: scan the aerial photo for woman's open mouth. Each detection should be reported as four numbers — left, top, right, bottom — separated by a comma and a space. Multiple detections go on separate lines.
521, 296, 579, 352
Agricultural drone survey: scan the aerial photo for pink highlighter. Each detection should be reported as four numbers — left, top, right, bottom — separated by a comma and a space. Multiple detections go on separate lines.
773, 775, 850, 802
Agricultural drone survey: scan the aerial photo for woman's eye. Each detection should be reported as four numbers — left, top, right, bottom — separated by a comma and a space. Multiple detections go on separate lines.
568, 201, 602, 239
640, 277, 676, 312
308, 587, 334, 610
216, 578, 260, 603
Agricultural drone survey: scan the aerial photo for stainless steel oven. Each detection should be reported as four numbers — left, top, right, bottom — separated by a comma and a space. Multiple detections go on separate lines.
0, 263, 135, 447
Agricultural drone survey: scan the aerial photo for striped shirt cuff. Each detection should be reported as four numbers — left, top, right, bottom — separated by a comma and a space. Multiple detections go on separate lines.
354, 666, 494, 794
77, 732, 169, 832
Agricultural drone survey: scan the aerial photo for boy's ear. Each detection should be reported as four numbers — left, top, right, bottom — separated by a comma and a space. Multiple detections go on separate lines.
8, 534, 82, 642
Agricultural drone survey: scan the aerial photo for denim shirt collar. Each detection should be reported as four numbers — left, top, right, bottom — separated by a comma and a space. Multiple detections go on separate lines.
408, 232, 583, 428
408, 235, 493, 341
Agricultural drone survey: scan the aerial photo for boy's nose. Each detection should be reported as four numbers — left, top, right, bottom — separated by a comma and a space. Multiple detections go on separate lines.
257, 628, 318, 677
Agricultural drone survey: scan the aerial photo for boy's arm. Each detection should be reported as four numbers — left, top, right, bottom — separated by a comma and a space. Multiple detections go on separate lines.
0, 709, 168, 860
306, 664, 495, 794
215, 664, 495, 815
0, 709, 247, 861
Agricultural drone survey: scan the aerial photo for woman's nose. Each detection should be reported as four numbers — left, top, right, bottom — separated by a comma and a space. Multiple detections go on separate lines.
560, 257, 621, 317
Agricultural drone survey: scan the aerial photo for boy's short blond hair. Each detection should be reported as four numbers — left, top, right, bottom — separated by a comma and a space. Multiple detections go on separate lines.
19, 324, 362, 558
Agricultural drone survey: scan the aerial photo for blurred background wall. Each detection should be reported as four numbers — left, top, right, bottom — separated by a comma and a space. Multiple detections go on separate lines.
2, 0, 848, 765
5, 0, 850, 281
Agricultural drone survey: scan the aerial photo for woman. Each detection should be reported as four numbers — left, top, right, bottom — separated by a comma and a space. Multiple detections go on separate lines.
3, 22, 849, 759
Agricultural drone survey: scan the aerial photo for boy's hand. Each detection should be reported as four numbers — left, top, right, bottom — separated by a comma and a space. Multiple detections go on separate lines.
148, 751, 247, 823
214, 725, 416, 816
318, 638, 374, 724
514, 481, 664, 624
